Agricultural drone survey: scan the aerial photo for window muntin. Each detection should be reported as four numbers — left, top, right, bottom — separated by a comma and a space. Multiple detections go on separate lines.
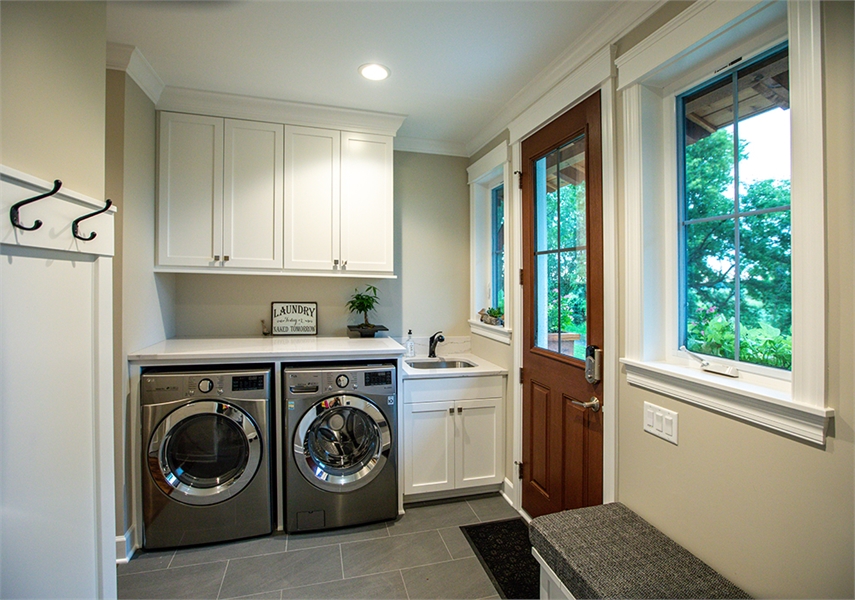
491, 184, 505, 313
678, 45, 791, 371
534, 134, 587, 360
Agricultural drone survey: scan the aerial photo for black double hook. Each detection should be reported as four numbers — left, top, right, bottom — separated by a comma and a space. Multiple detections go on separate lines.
72, 199, 113, 241
9, 179, 62, 231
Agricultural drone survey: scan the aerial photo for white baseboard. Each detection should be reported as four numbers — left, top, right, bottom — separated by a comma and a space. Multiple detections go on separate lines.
115, 526, 136, 564
501, 477, 517, 509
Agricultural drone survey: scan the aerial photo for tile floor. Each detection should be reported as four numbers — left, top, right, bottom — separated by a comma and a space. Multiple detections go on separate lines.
117, 494, 520, 600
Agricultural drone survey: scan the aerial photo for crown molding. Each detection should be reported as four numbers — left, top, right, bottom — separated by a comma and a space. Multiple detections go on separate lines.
156, 87, 406, 137
106, 43, 165, 104
394, 136, 468, 157
465, 0, 666, 156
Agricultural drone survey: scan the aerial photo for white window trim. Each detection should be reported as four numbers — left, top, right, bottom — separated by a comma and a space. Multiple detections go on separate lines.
468, 142, 512, 344
618, 0, 833, 445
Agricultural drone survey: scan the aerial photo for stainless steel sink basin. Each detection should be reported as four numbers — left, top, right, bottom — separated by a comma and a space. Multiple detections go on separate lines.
406, 359, 476, 369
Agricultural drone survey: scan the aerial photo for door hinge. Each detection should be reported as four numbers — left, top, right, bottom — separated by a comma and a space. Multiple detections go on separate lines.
514, 170, 523, 190
516, 461, 524, 480
519, 367, 524, 381
519, 268, 524, 285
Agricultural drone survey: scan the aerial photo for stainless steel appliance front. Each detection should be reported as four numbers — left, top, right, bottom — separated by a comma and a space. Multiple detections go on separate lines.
141, 367, 273, 549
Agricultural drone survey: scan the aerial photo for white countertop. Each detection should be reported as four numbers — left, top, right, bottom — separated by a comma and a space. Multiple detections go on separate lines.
129, 336, 405, 362
400, 353, 507, 379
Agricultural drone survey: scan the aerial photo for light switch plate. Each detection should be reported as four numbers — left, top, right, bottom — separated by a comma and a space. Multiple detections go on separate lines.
643, 401, 678, 445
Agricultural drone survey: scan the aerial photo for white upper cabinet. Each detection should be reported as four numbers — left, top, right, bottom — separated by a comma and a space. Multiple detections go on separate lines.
157, 112, 224, 267
285, 127, 394, 274
223, 119, 284, 269
158, 112, 284, 270
284, 125, 341, 271
340, 131, 394, 273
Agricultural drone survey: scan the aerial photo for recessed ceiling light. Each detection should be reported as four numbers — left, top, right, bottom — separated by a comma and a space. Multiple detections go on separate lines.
359, 63, 390, 81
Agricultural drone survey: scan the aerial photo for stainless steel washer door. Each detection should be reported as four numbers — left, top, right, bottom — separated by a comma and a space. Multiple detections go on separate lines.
294, 395, 391, 493
148, 401, 262, 506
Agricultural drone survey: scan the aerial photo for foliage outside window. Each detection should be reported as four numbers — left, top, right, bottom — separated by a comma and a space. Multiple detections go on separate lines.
491, 185, 505, 314
679, 45, 791, 370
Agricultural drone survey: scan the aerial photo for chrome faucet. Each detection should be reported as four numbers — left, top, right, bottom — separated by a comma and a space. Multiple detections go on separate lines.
429, 331, 445, 358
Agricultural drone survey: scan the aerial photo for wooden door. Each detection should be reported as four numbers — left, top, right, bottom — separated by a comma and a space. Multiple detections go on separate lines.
157, 112, 223, 267
521, 91, 604, 518
283, 125, 340, 271
223, 119, 284, 269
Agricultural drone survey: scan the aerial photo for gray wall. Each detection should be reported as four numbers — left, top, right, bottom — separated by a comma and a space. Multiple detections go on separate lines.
613, 3, 854, 597
106, 70, 177, 541
171, 150, 470, 340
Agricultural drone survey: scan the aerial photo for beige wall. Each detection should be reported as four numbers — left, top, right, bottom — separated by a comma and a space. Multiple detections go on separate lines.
614, 3, 854, 597
1, 1, 106, 200
171, 150, 470, 340
106, 70, 177, 540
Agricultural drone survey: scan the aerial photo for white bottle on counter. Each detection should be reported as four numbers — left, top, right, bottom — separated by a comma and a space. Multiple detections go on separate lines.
405, 330, 415, 357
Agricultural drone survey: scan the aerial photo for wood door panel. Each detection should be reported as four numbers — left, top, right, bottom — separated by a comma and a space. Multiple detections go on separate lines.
521, 91, 604, 519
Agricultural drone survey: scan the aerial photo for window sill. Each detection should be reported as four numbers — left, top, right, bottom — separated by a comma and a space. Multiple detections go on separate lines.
468, 319, 512, 345
620, 358, 833, 445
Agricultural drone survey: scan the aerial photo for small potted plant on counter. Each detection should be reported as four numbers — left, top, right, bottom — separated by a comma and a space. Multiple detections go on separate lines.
346, 285, 388, 337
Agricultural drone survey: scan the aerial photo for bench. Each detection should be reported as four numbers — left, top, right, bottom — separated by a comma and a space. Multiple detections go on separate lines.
529, 503, 750, 599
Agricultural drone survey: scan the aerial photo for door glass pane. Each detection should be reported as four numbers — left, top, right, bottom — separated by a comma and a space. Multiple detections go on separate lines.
166, 414, 248, 488
534, 134, 587, 360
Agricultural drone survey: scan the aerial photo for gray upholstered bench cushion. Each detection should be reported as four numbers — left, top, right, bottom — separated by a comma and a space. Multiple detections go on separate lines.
529, 503, 750, 599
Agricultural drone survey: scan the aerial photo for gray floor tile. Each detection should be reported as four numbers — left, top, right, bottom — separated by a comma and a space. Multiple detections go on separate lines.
118, 561, 226, 599
341, 530, 451, 578
466, 494, 519, 523
287, 521, 389, 551
229, 592, 282, 600
402, 557, 498, 600
117, 549, 175, 576
218, 545, 342, 599
388, 500, 479, 536
438, 526, 475, 559
168, 534, 289, 568
280, 571, 407, 599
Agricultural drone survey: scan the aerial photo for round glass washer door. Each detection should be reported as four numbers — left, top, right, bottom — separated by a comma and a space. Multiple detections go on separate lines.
293, 395, 391, 493
147, 400, 262, 506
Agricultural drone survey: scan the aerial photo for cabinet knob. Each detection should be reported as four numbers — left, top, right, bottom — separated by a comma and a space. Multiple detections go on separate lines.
457, 406, 463, 414
449, 408, 454, 415
342, 260, 348, 268
333, 259, 339, 269
223, 255, 230, 262
214, 255, 220, 261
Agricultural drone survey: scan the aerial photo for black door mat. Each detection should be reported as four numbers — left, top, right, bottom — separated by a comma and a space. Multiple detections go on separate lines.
460, 517, 540, 600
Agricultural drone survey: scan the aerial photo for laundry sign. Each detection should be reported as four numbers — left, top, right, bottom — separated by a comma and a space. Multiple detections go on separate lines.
271, 302, 317, 336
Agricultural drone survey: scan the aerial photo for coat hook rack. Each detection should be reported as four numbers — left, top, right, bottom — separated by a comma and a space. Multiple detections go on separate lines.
9, 179, 62, 231
72, 199, 112, 241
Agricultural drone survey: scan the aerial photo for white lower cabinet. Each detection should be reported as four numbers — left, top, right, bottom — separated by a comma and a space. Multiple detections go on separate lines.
404, 376, 504, 496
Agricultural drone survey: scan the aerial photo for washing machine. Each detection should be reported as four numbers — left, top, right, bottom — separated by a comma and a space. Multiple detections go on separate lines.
284, 364, 397, 532
141, 367, 273, 549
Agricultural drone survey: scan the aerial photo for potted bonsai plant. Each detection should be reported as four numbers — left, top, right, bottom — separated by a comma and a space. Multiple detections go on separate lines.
346, 285, 388, 337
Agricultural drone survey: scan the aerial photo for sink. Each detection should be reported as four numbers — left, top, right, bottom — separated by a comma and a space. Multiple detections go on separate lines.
406, 358, 476, 369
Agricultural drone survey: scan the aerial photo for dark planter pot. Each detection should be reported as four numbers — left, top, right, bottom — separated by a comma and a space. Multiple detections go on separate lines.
347, 324, 388, 338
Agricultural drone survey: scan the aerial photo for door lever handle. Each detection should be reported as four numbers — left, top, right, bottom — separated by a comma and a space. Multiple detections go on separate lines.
571, 397, 600, 413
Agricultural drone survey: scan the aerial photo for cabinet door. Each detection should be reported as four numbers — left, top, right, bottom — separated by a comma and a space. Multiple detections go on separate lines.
340, 131, 394, 273
404, 401, 455, 495
223, 119, 284, 269
284, 126, 340, 271
157, 112, 223, 267
455, 397, 504, 489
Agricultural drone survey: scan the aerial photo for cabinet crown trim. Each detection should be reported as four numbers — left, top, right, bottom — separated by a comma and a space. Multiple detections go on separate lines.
157, 87, 406, 136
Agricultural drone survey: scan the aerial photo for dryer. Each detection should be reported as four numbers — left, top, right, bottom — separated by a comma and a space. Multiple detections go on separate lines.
141, 367, 273, 549
284, 365, 397, 532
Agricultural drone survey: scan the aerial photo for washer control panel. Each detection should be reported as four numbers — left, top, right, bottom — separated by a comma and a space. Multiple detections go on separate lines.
285, 365, 396, 397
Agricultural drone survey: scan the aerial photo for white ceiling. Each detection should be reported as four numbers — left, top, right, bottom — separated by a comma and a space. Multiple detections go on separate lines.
106, 1, 644, 156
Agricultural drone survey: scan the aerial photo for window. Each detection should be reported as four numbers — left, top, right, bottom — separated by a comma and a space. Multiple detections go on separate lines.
491, 184, 505, 313
617, 1, 832, 444
468, 142, 511, 343
678, 45, 792, 371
